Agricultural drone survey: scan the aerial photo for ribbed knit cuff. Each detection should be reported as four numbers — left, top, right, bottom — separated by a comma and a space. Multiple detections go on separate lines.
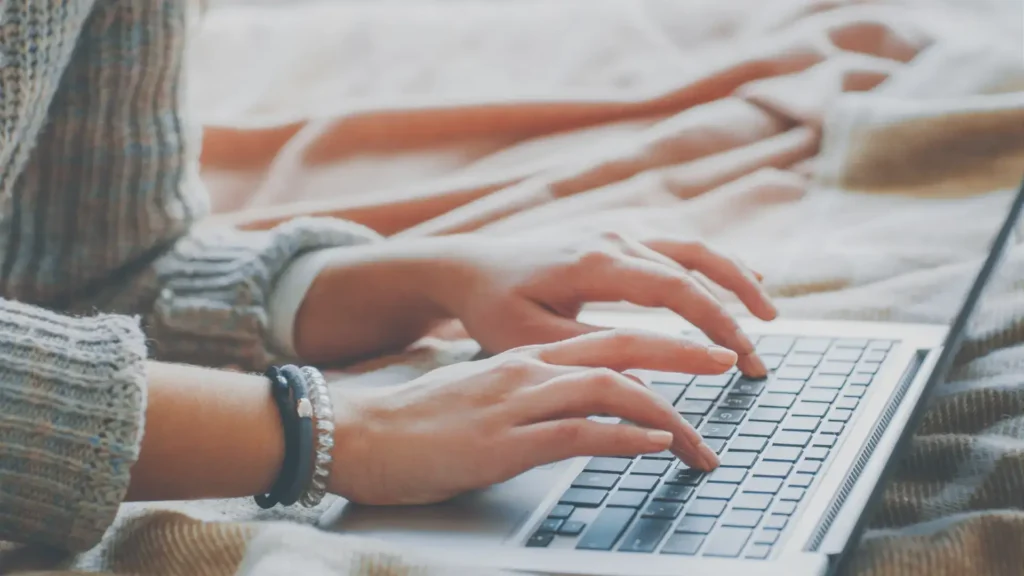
0, 299, 147, 552
144, 217, 381, 369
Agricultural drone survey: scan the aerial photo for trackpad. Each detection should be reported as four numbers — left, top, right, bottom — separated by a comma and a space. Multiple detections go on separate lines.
318, 459, 577, 549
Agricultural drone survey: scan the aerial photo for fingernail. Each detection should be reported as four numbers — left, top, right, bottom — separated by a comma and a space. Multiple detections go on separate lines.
647, 430, 674, 447
708, 345, 738, 366
699, 443, 720, 469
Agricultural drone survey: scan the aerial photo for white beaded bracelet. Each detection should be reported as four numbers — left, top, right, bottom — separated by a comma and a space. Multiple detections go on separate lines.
300, 366, 334, 507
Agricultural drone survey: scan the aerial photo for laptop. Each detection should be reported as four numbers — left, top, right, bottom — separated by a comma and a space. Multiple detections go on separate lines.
318, 177, 1024, 576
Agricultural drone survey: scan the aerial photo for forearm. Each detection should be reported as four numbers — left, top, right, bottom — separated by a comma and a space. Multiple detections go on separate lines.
127, 362, 283, 502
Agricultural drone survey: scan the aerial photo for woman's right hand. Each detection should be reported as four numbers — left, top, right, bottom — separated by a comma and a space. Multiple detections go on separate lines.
326, 329, 732, 506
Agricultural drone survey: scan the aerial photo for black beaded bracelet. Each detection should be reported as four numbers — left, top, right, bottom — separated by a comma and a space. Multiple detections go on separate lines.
255, 365, 314, 509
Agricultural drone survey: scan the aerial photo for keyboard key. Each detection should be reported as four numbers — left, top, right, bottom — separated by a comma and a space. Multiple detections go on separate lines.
654, 484, 694, 502
794, 338, 832, 353
779, 487, 805, 501
773, 501, 797, 515
705, 438, 728, 453
803, 389, 838, 403
774, 431, 812, 447
640, 371, 694, 386
559, 520, 586, 536
761, 355, 784, 370
730, 437, 767, 452
704, 527, 752, 557
549, 504, 574, 519
757, 337, 794, 356
573, 472, 619, 490
539, 518, 563, 532
527, 532, 554, 547
808, 375, 846, 389
768, 380, 804, 394
864, 349, 887, 362
819, 362, 855, 376
693, 374, 735, 388
607, 491, 648, 508
731, 378, 766, 396
782, 417, 820, 432
560, 488, 607, 507
820, 421, 844, 435
701, 423, 737, 440
836, 338, 868, 348
698, 483, 736, 500
619, 519, 673, 553
830, 409, 854, 423
750, 408, 786, 422
709, 467, 747, 484
620, 475, 658, 491
643, 501, 683, 520
796, 461, 821, 474
743, 478, 783, 494
687, 499, 727, 517
676, 515, 717, 534
869, 340, 893, 350
642, 450, 676, 460
709, 408, 746, 424
858, 362, 882, 374
763, 446, 801, 462
789, 473, 814, 488
787, 353, 822, 367
746, 544, 772, 559
836, 397, 859, 410
676, 399, 713, 415
845, 384, 868, 397
586, 457, 632, 474
577, 508, 636, 550
792, 402, 828, 417
722, 510, 763, 528
632, 460, 671, 475
661, 533, 704, 555
733, 493, 773, 510
805, 447, 829, 460
848, 373, 873, 386
763, 515, 789, 530
721, 451, 758, 468
682, 414, 703, 429
753, 462, 792, 478
685, 386, 722, 401
652, 384, 686, 405
775, 367, 813, 381
722, 395, 756, 409
666, 468, 704, 485
813, 434, 838, 448
759, 394, 795, 409
828, 348, 862, 362
754, 529, 780, 544
739, 422, 777, 437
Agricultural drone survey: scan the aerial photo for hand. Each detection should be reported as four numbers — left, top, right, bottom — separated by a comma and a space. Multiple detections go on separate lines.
326, 329, 731, 506
425, 231, 775, 377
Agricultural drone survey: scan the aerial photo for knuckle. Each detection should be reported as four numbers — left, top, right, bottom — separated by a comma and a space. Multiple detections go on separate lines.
598, 229, 629, 245
497, 355, 541, 380
577, 247, 619, 269
551, 420, 585, 444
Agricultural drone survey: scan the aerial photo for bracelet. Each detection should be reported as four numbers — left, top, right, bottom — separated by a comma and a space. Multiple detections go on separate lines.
255, 365, 314, 509
299, 366, 334, 507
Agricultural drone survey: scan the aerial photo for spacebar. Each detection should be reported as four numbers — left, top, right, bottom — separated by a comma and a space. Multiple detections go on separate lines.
576, 508, 636, 551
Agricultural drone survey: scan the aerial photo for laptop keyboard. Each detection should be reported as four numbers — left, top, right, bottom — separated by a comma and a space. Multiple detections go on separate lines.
524, 335, 894, 558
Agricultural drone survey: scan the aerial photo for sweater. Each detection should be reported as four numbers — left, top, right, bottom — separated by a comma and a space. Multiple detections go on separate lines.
0, 0, 379, 552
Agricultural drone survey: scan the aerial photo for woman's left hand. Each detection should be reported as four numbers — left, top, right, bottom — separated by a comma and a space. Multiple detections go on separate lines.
294, 231, 775, 377
422, 232, 775, 377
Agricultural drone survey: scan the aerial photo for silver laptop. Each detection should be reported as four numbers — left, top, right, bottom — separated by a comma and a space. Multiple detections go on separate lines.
318, 178, 1024, 576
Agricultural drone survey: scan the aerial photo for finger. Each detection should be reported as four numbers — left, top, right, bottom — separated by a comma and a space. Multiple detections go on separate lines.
566, 257, 767, 377
509, 419, 673, 466
641, 238, 777, 322
513, 368, 718, 469
531, 328, 738, 375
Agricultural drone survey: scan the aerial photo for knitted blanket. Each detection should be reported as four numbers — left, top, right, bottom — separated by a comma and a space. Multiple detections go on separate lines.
4, 0, 1024, 574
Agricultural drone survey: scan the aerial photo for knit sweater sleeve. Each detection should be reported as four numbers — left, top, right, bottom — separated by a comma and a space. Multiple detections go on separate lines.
0, 0, 380, 552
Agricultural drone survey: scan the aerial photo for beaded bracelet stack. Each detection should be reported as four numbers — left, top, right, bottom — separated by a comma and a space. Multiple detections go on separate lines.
255, 364, 335, 509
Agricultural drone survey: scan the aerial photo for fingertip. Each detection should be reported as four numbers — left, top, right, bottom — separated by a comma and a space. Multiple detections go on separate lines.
738, 353, 769, 379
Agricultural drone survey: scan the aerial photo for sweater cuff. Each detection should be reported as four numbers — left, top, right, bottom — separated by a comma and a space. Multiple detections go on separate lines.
145, 217, 381, 369
0, 299, 147, 552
